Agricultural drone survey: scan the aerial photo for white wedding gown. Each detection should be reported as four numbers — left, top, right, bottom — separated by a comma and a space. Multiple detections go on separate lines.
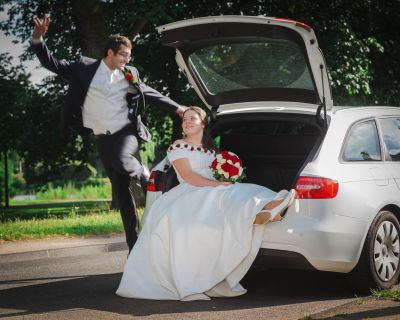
116, 143, 278, 300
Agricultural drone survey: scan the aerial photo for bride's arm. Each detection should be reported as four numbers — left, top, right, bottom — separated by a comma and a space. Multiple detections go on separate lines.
172, 158, 230, 187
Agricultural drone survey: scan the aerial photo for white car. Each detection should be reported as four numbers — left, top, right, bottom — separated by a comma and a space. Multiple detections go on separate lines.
143, 16, 400, 292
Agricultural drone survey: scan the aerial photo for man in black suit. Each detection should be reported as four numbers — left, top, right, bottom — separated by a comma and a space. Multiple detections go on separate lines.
31, 16, 186, 252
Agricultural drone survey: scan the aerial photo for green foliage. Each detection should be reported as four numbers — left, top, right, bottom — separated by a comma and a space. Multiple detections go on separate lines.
329, 24, 384, 96
0, 154, 13, 198
0, 0, 399, 189
371, 288, 400, 301
35, 180, 111, 201
0, 53, 31, 152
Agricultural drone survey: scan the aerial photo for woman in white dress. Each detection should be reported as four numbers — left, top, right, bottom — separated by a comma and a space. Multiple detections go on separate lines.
116, 106, 295, 301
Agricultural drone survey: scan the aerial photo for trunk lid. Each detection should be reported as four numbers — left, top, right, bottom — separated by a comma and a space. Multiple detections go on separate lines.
157, 16, 333, 114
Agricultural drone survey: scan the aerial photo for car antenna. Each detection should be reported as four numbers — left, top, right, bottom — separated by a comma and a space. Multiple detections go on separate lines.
316, 63, 328, 128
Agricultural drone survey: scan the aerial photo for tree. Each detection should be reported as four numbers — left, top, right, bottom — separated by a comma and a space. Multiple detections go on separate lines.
0, 53, 31, 206
0, 0, 398, 188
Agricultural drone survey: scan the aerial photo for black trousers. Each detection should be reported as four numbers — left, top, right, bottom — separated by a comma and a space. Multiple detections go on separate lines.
95, 125, 145, 251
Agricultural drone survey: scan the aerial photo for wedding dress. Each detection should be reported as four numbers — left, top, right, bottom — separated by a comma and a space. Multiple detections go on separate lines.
116, 142, 279, 300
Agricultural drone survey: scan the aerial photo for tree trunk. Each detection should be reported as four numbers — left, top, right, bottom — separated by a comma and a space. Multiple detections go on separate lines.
3, 150, 9, 208
70, 0, 108, 58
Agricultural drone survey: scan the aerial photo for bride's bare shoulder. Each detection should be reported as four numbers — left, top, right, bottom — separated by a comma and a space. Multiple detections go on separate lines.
172, 139, 186, 145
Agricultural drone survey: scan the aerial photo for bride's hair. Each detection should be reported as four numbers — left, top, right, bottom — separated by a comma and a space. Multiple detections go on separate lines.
183, 106, 215, 151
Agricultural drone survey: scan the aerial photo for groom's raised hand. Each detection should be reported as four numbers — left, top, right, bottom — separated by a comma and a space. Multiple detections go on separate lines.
32, 15, 50, 40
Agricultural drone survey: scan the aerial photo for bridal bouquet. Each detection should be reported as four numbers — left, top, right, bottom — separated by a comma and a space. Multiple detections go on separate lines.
210, 151, 245, 183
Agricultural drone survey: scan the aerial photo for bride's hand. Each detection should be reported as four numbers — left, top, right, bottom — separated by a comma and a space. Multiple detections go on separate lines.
218, 181, 231, 187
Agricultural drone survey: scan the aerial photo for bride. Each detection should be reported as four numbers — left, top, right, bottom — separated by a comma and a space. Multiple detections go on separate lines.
116, 106, 295, 301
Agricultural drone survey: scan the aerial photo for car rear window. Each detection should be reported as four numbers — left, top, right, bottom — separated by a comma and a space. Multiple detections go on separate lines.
342, 120, 381, 161
188, 40, 314, 94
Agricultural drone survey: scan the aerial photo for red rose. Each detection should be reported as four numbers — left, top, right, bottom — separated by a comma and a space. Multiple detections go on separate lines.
221, 151, 231, 157
220, 151, 240, 164
211, 159, 218, 170
221, 162, 239, 177
228, 164, 239, 176
220, 162, 231, 175
125, 73, 134, 81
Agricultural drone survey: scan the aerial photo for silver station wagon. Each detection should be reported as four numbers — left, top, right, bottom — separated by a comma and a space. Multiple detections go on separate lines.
143, 16, 400, 292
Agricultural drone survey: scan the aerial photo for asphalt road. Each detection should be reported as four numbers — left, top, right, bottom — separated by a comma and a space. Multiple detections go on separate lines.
0, 250, 359, 320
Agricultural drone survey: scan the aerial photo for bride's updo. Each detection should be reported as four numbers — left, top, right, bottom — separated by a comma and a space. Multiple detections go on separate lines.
183, 106, 215, 151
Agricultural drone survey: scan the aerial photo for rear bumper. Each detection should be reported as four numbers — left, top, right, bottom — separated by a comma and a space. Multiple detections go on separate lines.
144, 192, 370, 273
260, 203, 370, 273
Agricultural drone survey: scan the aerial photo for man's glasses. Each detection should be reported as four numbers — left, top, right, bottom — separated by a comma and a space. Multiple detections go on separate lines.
116, 52, 131, 61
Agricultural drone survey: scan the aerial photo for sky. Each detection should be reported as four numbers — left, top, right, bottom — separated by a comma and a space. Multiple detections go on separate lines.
0, 8, 52, 84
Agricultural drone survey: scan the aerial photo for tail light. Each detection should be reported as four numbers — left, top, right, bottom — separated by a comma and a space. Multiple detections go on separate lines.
295, 176, 339, 199
147, 170, 164, 192
274, 17, 313, 32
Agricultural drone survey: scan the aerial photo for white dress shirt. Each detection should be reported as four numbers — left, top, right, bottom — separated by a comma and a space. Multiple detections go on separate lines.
82, 60, 131, 135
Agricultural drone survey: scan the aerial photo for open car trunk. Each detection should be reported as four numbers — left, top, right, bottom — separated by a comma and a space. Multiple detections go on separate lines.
162, 112, 323, 193
213, 113, 322, 191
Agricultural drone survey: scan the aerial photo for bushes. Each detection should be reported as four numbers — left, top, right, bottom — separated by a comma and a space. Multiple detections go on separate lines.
35, 179, 112, 201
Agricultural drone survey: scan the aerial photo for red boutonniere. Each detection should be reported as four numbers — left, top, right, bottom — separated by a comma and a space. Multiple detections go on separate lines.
123, 68, 138, 85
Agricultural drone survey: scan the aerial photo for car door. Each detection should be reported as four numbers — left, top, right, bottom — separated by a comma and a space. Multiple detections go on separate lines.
378, 117, 400, 191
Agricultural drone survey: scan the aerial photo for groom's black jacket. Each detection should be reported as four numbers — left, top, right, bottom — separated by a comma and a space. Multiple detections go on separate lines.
31, 40, 180, 141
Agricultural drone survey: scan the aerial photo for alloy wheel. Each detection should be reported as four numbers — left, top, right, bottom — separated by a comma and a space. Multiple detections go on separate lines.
373, 220, 400, 282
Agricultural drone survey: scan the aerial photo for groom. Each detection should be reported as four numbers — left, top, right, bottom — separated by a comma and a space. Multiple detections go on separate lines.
31, 16, 186, 252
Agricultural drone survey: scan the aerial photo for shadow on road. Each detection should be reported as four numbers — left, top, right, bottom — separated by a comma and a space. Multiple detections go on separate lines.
0, 269, 359, 318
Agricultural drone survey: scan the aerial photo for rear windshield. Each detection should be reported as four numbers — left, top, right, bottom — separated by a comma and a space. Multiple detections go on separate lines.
189, 40, 314, 94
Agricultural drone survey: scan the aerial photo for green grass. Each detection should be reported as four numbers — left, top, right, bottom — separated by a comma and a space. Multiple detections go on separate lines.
1, 200, 112, 222
371, 288, 400, 301
0, 201, 144, 241
35, 180, 112, 201
0, 211, 123, 240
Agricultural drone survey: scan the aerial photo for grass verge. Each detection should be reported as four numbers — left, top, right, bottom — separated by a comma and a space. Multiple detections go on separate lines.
0, 201, 144, 241
0, 211, 123, 241
371, 288, 400, 301
1, 200, 112, 222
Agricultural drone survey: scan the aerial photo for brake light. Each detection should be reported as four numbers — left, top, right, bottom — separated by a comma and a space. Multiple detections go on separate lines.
147, 171, 157, 192
295, 176, 338, 199
274, 17, 313, 32
147, 170, 164, 192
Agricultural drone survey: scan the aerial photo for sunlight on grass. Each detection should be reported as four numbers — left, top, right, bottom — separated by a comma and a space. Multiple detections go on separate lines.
0, 206, 144, 241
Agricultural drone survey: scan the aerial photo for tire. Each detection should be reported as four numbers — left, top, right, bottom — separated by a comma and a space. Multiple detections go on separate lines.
347, 210, 400, 293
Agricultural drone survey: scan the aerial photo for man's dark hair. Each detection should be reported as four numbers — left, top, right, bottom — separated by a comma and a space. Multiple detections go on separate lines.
103, 34, 132, 57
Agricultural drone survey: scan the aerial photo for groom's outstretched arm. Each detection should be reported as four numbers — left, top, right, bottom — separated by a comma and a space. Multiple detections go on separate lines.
31, 15, 75, 81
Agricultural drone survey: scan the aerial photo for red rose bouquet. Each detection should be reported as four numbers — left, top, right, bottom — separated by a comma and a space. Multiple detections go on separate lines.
210, 151, 245, 183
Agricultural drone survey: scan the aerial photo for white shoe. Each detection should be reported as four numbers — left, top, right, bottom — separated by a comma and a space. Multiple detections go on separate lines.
274, 189, 289, 200
255, 189, 296, 224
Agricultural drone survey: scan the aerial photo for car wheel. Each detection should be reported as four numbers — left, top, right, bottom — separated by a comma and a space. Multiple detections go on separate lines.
347, 210, 400, 293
